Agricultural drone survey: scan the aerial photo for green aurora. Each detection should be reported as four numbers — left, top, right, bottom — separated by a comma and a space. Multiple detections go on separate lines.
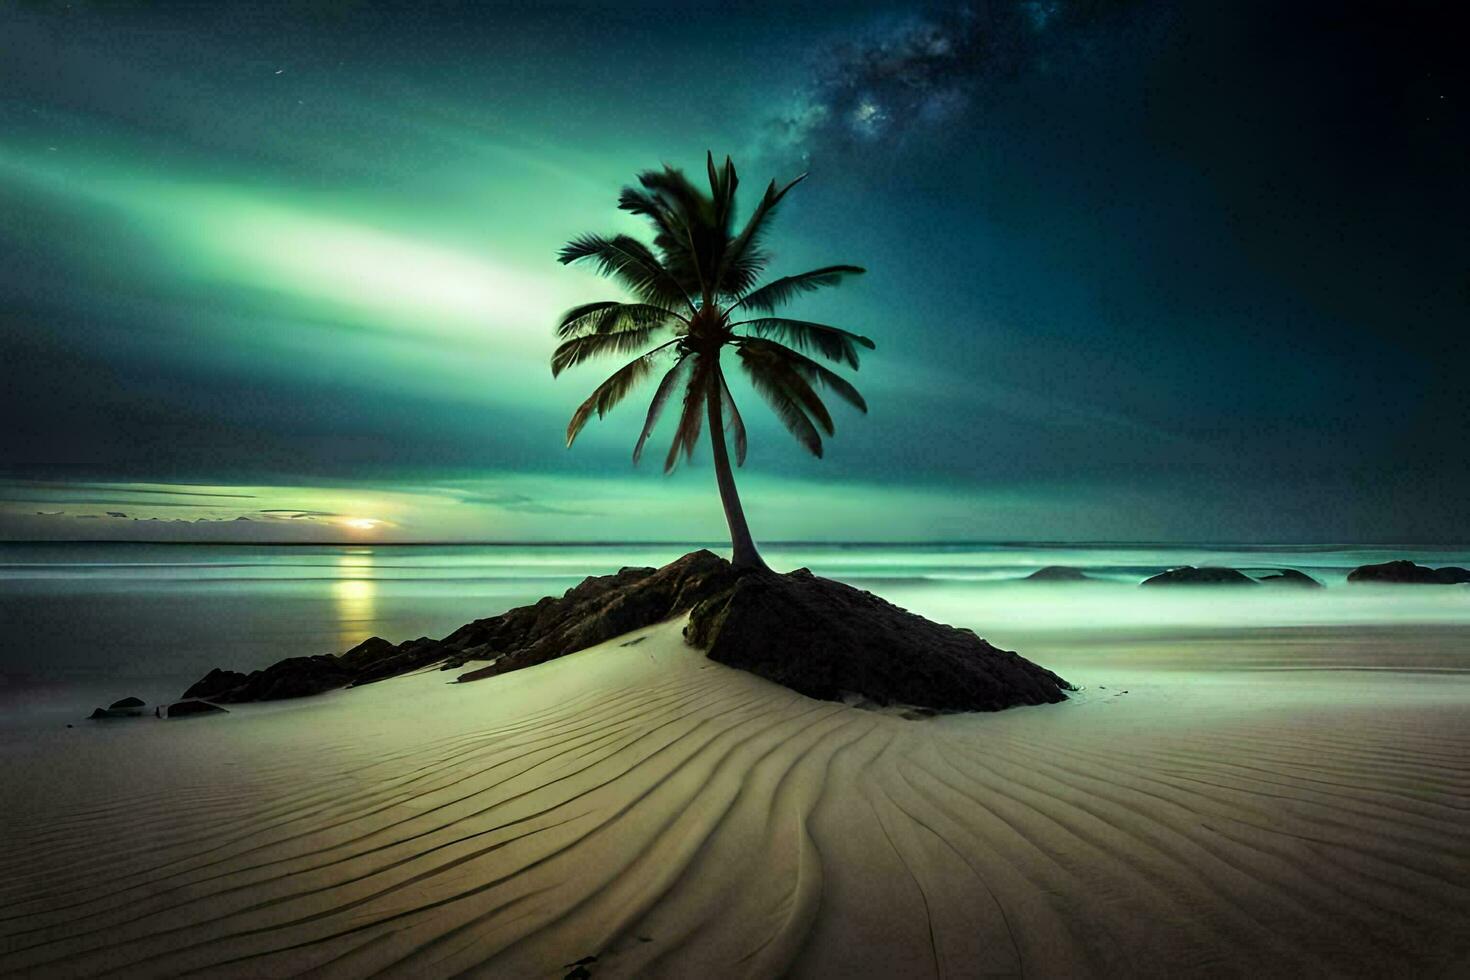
2, 2, 1465, 543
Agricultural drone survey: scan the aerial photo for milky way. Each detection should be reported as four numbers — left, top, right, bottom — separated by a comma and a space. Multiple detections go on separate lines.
765, 1, 1156, 159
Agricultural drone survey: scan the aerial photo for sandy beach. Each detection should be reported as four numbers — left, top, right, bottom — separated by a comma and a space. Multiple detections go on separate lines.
2, 615, 1468, 978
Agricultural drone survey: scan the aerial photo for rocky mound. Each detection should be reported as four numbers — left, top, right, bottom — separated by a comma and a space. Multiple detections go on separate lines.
686, 568, 1072, 712
1024, 566, 1093, 582
1140, 566, 1256, 586
1347, 560, 1470, 585
178, 550, 1071, 715
1257, 568, 1323, 588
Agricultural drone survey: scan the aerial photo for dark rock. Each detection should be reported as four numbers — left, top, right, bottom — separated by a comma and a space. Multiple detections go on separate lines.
88, 697, 147, 719
339, 636, 399, 669
444, 566, 659, 653
215, 655, 356, 702
438, 643, 493, 670
1024, 566, 1093, 582
182, 635, 459, 703
1347, 560, 1470, 585
1140, 566, 1257, 586
457, 549, 741, 683
350, 637, 451, 686
166, 699, 229, 718
87, 706, 144, 720
183, 668, 250, 700
685, 568, 1072, 713
1257, 568, 1324, 588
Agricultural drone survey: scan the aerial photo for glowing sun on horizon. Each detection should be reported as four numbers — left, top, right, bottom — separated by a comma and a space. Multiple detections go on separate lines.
341, 517, 380, 531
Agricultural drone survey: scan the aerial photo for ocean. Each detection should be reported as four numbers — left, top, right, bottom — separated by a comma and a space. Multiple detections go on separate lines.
3, 541, 1468, 729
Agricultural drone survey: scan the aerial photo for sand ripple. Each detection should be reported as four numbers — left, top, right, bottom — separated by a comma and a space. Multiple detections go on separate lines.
2, 620, 1468, 977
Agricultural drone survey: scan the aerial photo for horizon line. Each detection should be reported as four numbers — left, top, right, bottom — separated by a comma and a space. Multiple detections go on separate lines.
2, 539, 1469, 549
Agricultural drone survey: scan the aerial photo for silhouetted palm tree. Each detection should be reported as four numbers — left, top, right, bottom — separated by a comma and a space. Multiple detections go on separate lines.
553, 153, 873, 570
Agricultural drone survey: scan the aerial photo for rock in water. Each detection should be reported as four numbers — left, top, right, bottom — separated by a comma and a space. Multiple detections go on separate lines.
456, 550, 740, 683
686, 568, 1072, 712
1024, 566, 1092, 582
1347, 560, 1470, 585
166, 700, 229, 718
1257, 569, 1324, 588
183, 668, 251, 700
87, 707, 144, 720
87, 697, 148, 719
1140, 566, 1257, 586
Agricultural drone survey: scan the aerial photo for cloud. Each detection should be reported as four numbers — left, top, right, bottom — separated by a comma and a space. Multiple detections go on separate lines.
106, 511, 127, 518
4, 481, 256, 499
453, 490, 602, 518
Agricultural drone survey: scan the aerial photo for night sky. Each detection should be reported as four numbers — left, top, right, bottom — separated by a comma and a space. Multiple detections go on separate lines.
2, 1, 1465, 543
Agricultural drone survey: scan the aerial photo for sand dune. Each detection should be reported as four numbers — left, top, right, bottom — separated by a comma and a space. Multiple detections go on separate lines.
3, 618, 1469, 977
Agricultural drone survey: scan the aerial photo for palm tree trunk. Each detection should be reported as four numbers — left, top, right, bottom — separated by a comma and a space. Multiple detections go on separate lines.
705, 379, 768, 570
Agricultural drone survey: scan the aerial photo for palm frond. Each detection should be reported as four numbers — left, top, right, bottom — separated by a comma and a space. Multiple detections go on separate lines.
738, 338, 867, 413
556, 301, 685, 340
633, 353, 693, 464
664, 354, 715, 473
718, 246, 769, 300
736, 346, 825, 457
744, 345, 833, 434
729, 264, 863, 314
632, 166, 716, 296
565, 348, 669, 448
551, 327, 668, 376
556, 302, 619, 339
557, 234, 694, 311
718, 365, 748, 466
706, 152, 739, 238
616, 188, 685, 255
733, 317, 875, 369
718, 172, 806, 297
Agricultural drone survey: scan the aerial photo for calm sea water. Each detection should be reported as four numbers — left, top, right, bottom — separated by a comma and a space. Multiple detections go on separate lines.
3, 542, 1468, 728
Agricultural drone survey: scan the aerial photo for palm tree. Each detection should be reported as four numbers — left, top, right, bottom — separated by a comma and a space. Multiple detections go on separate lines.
552, 153, 873, 570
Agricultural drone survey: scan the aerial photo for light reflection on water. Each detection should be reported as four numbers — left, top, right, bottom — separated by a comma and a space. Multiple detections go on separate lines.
331, 551, 377, 653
